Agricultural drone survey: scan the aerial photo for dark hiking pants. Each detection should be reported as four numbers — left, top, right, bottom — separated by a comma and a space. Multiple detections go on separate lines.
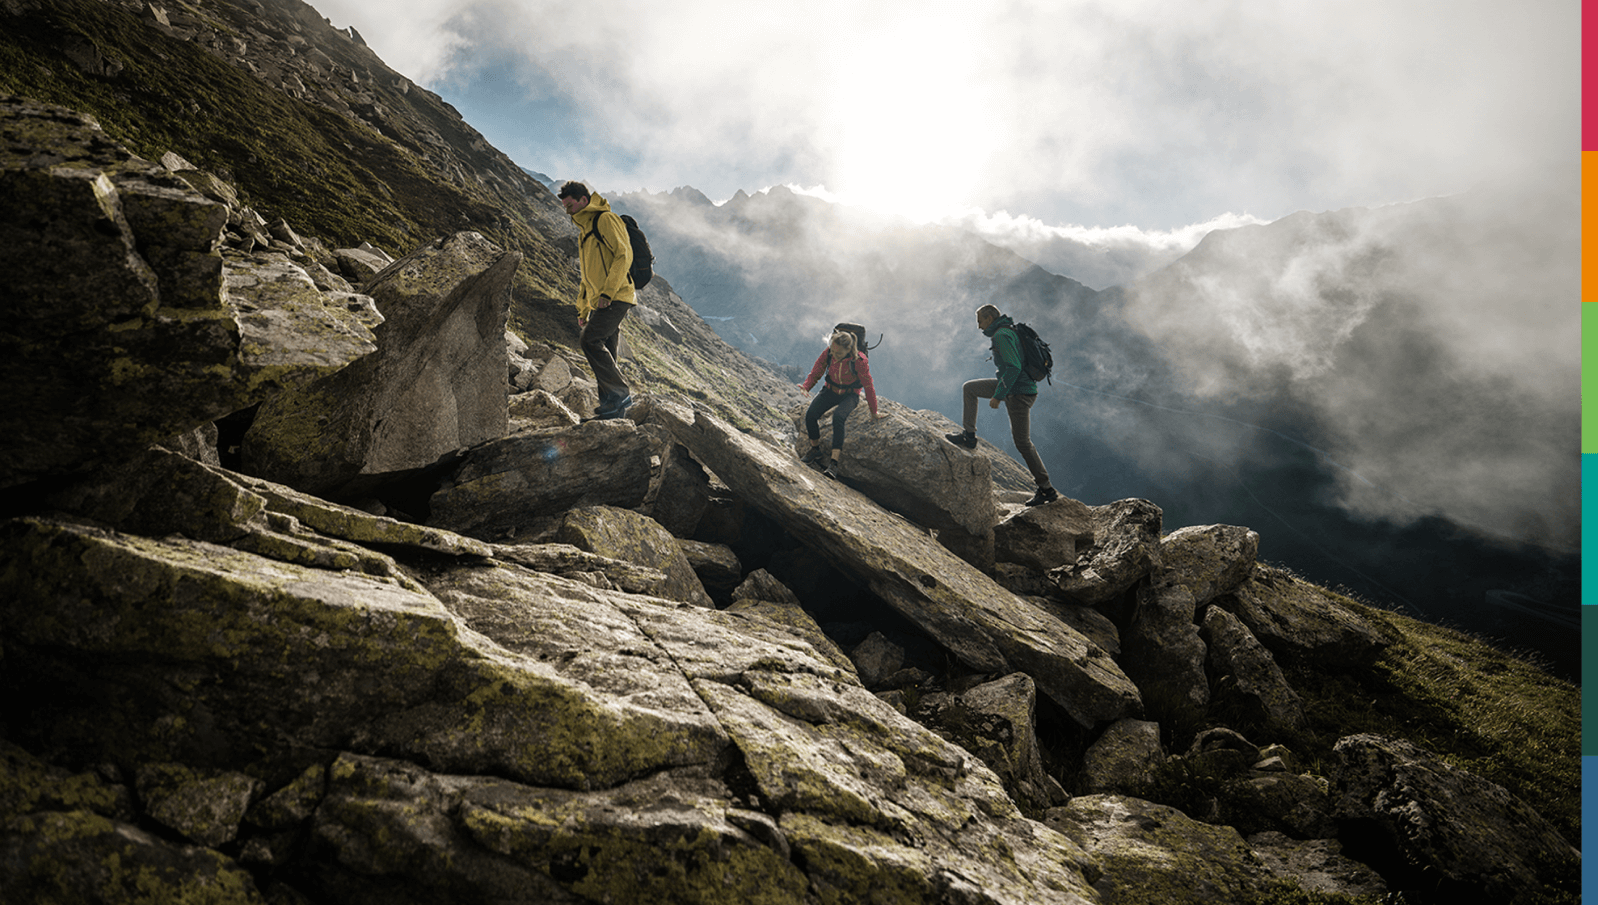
961, 377, 1051, 489
805, 388, 859, 450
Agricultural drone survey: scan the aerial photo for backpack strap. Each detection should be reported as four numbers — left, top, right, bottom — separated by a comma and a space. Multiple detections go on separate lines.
825, 353, 864, 391
583, 211, 633, 284
583, 212, 611, 251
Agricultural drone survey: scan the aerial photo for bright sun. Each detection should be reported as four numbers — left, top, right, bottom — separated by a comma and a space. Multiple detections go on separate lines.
819, 12, 998, 222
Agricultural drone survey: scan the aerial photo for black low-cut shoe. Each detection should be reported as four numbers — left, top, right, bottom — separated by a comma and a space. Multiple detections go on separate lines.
944, 431, 978, 449
595, 393, 633, 420
802, 446, 827, 466
1026, 486, 1059, 507
822, 462, 841, 479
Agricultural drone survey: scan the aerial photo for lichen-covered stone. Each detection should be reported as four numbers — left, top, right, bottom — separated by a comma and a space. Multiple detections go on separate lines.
0, 810, 266, 904
1047, 794, 1277, 905
791, 401, 1001, 568
555, 505, 713, 607
135, 762, 263, 848
1247, 831, 1389, 899
916, 672, 1066, 814
1202, 605, 1306, 734
1121, 582, 1209, 732
996, 495, 1095, 572
429, 420, 658, 540
489, 541, 669, 593
0, 98, 382, 489
0, 740, 132, 824
725, 572, 858, 676
1331, 733, 1578, 903
1214, 563, 1390, 667
245, 762, 326, 832
1047, 498, 1163, 605
1080, 718, 1165, 795
245, 231, 516, 497
1159, 524, 1259, 606
0, 517, 723, 788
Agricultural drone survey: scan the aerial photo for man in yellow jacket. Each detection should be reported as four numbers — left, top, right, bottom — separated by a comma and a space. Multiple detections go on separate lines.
557, 181, 636, 419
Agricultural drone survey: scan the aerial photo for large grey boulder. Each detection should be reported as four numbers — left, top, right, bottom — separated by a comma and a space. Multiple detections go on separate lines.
915, 673, 1066, 814
553, 505, 714, 608
1120, 582, 1209, 732
1159, 524, 1259, 606
1047, 498, 1164, 605
790, 400, 1000, 569
665, 403, 1142, 727
1330, 733, 1579, 903
428, 419, 659, 541
244, 231, 519, 497
1247, 831, 1389, 900
1214, 564, 1390, 667
1202, 605, 1306, 734
0, 98, 381, 488
43, 444, 493, 567
0, 516, 725, 786
1045, 794, 1277, 905
995, 496, 1096, 572
1080, 718, 1164, 795
419, 559, 1102, 903
725, 570, 858, 676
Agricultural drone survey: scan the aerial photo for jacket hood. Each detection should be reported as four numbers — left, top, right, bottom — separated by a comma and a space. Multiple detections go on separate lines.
571, 193, 612, 223
983, 314, 1015, 337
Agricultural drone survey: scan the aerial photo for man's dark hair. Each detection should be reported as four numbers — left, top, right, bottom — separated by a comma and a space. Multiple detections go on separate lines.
557, 180, 590, 200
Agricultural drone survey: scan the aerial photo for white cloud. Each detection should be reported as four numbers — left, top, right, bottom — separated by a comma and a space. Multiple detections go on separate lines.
313, 0, 1575, 230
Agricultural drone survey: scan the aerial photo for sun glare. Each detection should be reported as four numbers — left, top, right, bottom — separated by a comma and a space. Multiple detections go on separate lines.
821, 12, 996, 223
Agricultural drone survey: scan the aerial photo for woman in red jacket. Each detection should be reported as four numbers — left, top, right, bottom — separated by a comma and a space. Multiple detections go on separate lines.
797, 329, 883, 478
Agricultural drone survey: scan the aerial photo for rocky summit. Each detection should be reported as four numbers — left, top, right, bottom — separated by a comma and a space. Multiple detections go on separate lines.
0, 2, 1579, 904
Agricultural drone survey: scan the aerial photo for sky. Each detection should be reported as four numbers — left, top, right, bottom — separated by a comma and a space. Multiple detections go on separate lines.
311, 0, 1577, 255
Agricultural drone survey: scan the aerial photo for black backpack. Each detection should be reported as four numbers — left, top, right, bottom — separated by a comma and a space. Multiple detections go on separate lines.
832, 322, 881, 353
587, 212, 655, 289
1007, 322, 1054, 384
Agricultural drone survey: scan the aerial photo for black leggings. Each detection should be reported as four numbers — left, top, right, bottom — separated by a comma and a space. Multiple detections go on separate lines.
805, 388, 859, 449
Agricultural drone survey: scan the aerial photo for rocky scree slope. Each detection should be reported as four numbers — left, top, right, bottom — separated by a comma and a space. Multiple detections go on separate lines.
0, 94, 1580, 905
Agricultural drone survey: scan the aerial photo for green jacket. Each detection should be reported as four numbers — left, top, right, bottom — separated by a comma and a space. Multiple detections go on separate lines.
985, 315, 1037, 400
569, 193, 636, 317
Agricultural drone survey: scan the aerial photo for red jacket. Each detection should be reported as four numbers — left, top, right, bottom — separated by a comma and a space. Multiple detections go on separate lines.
803, 349, 878, 417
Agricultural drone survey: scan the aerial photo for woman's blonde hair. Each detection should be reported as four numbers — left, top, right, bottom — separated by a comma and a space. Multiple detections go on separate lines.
829, 330, 858, 358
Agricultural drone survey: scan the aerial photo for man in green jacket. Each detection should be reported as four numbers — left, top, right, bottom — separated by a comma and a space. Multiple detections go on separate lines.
558, 181, 636, 419
945, 304, 1059, 506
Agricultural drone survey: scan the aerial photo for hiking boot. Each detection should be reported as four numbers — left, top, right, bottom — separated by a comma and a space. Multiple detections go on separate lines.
802, 446, 827, 466
595, 392, 633, 420
1025, 486, 1059, 507
944, 430, 978, 449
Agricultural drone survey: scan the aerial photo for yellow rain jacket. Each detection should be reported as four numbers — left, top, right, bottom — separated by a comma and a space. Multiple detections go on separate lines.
569, 193, 636, 317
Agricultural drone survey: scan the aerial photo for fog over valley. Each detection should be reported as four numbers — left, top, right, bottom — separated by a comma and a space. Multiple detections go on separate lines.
611, 172, 1578, 676
310, 0, 1579, 673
